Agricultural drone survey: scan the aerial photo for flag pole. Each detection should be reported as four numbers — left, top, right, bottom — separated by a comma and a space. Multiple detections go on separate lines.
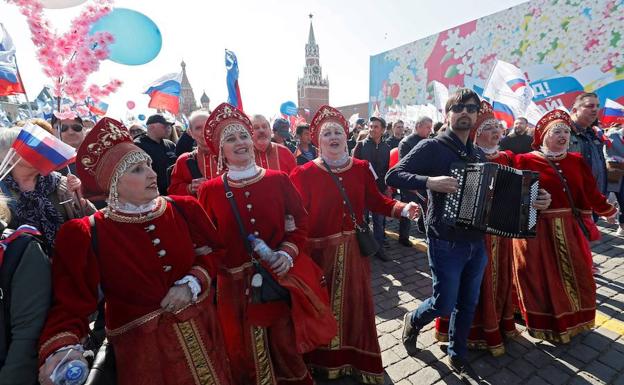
13, 57, 34, 119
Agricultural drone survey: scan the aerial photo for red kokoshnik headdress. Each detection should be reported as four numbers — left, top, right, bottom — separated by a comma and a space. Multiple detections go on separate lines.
531, 109, 574, 150
203, 103, 253, 172
309, 105, 349, 146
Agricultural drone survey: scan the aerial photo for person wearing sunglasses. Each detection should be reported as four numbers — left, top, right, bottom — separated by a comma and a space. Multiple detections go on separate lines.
51, 116, 86, 150
387, 89, 551, 384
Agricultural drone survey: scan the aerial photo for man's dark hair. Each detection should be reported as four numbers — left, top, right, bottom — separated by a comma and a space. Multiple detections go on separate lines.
515, 117, 528, 124
296, 124, 310, 136
50, 115, 83, 127
432, 121, 444, 133
444, 88, 480, 113
573, 92, 599, 109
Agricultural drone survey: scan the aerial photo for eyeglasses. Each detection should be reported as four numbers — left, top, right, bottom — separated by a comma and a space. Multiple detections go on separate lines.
449, 103, 480, 114
60, 124, 83, 133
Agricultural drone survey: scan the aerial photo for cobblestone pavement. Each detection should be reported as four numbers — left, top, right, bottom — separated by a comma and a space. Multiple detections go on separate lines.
319, 219, 624, 385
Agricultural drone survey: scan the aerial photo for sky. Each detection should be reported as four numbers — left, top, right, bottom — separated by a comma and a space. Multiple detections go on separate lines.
1, 0, 528, 120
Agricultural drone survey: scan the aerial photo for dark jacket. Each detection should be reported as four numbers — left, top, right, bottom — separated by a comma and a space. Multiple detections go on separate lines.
385, 135, 402, 150
569, 123, 608, 194
0, 235, 51, 385
134, 134, 177, 195
386, 130, 484, 242
353, 137, 390, 192
175, 131, 196, 157
295, 145, 318, 165
499, 132, 533, 154
398, 134, 427, 159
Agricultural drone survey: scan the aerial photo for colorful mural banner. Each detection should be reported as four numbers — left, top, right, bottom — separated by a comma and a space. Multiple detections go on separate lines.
370, 0, 624, 118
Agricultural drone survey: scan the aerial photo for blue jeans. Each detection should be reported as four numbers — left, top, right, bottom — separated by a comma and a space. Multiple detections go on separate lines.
410, 237, 488, 359
371, 213, 386, 244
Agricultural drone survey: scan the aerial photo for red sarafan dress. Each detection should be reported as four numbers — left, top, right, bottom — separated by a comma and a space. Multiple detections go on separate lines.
435, 150, 520, 355
197, 169, 336, 385
290, 158, 406, 384
512, 151, 616, 343
168, 148, 221, 196
254, 142, 297, 174
38, 196, 232, 385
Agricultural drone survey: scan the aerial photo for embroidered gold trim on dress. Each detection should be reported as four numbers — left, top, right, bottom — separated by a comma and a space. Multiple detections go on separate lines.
435, 331, 507, 357
227, 169, 266, 188
174, 320, 218, 385
552, 217, 581, 312
190, 265, 212, 288
526, 320, 594, 344
329, 243, 347, 349
251, 326, 276, 385
104, 196, 167, 223
490, 236, 499, 302
39, 332, 79, 356
309, 365, 383, 385
312, 157, 354, 174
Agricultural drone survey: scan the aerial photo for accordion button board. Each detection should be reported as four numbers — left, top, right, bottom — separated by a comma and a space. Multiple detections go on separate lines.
443, 162, 539, 238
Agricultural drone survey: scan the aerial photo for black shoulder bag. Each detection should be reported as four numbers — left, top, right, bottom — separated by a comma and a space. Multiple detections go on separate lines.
221, 174, 290, 303
321, 160, 380, 257
542, 156, 591, 240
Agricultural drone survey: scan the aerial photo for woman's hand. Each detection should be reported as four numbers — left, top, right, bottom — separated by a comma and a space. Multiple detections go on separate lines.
160, 285, 192, 312
604, 213, 618, 225
39, 347, 86, 385
402, 202, 420, 220
270, 252, 293, 277
66, 174, 82, 194
533, 188, 552, 210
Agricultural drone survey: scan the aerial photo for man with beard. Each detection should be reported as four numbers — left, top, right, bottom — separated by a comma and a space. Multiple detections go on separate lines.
499, 117, 532, 154
386, 89, 494, 384
569, 92, 608, 194
251, 114, 297, 174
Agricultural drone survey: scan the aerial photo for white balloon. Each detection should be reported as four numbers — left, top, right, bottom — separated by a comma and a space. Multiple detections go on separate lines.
40, 0, 87, 9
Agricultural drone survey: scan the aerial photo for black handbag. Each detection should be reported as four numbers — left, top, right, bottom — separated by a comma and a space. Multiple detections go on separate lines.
84, 342, 116, 385
321, 160, 380, 257
222, 174, 291, 303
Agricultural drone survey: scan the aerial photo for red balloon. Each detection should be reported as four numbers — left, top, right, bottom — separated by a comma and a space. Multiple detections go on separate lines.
126, 100, 136, 110
390, 83, 400, 99
389, 147, 399, 169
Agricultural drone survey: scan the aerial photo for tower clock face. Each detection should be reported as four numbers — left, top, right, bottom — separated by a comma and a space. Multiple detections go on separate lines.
313, 66, 320, 74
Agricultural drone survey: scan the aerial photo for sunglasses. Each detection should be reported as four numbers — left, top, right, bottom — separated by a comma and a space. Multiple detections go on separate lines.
60, 124, 84, 133
450, 103, 480, 114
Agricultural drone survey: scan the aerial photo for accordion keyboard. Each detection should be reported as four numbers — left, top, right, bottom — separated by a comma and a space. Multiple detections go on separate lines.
443, 166, 465, 222
528, 181, 539, 229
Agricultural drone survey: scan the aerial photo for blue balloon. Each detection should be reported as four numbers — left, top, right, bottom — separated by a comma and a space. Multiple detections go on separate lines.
138, 114, 146, 121
90, 8, 162, 65
280, 101, 298, 116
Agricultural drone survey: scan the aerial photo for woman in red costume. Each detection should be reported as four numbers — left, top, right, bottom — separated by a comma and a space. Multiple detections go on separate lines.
197, 103, 336, 385
37, 118, 232, 385
290, 105, 419, 384
513, 109, 617, 343
435, 101, 519, 356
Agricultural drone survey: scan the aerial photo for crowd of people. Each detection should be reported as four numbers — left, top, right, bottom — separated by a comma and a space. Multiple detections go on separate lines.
0, 88, 621, 385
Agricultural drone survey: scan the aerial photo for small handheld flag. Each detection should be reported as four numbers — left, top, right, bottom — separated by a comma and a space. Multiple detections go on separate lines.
144, 72, 182, 114
0, 23, 25, 96
11, 122, 76, 176
225, 49, 243, 111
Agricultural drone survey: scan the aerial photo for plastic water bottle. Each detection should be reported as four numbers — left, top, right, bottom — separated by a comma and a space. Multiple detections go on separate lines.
53, 359, 88, 385
248, 235, 277, 263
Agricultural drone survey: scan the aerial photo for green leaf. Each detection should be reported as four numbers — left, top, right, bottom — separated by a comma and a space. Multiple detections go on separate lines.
445, 65, 459, 78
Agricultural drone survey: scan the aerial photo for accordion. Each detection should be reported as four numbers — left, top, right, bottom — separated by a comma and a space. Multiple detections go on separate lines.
443, 162, 540, 238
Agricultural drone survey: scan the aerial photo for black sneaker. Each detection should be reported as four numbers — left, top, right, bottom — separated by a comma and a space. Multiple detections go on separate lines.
401, 312, 419, 356
448, 356, 489, 385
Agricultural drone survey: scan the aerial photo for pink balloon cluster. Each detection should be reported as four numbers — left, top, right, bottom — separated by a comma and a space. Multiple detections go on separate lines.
11, 0, 122, 104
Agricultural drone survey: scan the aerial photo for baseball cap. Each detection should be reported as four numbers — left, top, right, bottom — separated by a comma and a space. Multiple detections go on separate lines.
370, 116, 387, 128
355, 118, 366, 126
146, 114, 174, 126
272, 118, 293, 140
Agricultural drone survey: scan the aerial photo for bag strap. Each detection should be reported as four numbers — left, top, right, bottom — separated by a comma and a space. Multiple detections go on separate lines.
320, 160, 361, 230
187, 153, 203, 179
542, 154, 591, 238
221, 174, 253, 256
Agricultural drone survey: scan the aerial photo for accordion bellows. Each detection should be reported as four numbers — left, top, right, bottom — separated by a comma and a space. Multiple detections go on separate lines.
443, 162, 539, 238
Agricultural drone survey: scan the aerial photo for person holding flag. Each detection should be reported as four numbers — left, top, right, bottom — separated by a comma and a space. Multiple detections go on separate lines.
0, 124, 95, 247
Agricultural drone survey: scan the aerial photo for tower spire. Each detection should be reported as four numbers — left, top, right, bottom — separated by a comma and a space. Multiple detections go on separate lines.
308, 13, 316, 45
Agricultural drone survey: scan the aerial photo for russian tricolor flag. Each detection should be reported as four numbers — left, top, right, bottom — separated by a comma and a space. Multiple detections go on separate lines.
12, 123, 76, 176
144, 72, 182, 114
225, 49, 243, 111
0, 23, 24, 97
87, 98, 109, 116
506, 78, 527, 92
601, 99, 624, 127
492, 101, 515, 129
